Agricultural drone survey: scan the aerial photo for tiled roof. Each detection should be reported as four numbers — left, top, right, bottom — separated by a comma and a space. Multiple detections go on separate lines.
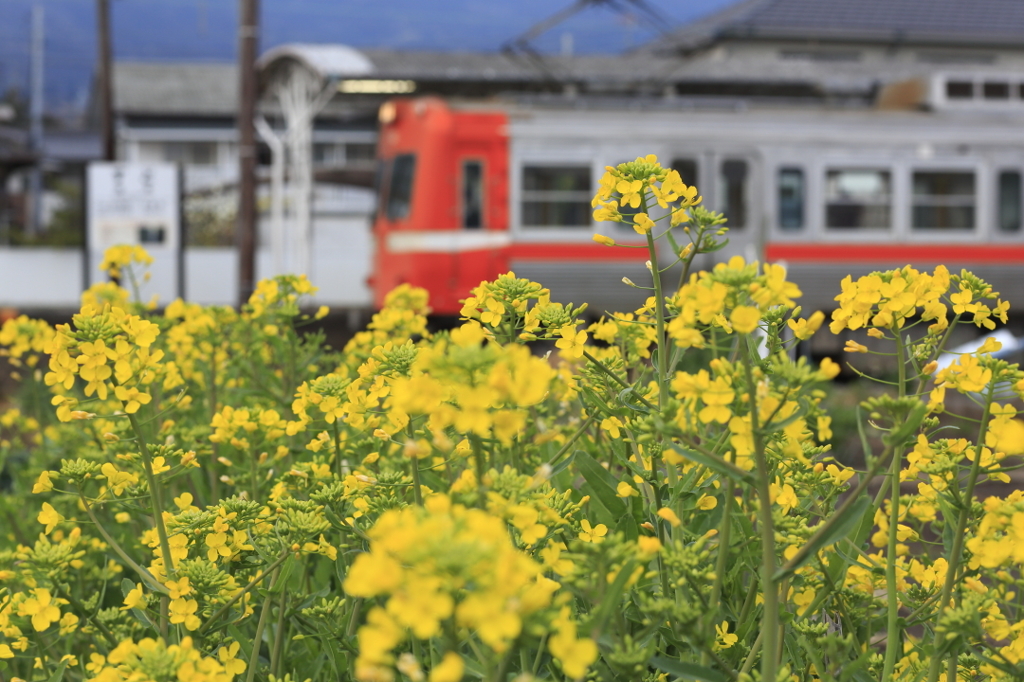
114, 62, 238, 115
644, 0, 1024, 54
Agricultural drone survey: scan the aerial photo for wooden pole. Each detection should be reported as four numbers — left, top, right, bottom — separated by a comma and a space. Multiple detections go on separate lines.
96, 0, 114, 161
236, 0, 259, 308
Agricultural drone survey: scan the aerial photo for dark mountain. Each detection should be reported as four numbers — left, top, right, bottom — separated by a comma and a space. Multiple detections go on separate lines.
0, 0, 735, 116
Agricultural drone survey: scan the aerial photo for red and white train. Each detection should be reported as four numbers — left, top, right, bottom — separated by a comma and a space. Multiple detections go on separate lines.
370, 95, 1024, 315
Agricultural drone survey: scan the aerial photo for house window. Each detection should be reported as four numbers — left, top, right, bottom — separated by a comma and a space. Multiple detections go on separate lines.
385, 154, 416, 221
946, 80, 974, 100
825, 169, 891, 229
346, 143, 377, 164
313, 143, 342, 167
462, 160, 483, 229
912, 171, 975, 230
521, 165, 591, 227
983, 81, 1010, 100
778, 167, 804, 230
998, 170, 1021, 232
163, 142, 216, 166
719, 159, 747, 229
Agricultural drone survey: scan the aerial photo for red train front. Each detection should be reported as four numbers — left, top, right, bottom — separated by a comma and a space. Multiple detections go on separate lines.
371, 97, 651, 315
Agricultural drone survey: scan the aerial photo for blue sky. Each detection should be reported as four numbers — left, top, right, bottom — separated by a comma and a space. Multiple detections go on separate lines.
0, 0, 738, 111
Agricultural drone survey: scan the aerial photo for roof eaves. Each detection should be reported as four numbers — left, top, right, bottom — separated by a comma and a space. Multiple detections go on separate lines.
717, 25, 1024, 49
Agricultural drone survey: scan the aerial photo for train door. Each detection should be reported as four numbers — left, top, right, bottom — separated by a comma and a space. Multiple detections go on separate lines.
665, 149, 762, 265
713, 150, 762, 262
450, 155, 506, 296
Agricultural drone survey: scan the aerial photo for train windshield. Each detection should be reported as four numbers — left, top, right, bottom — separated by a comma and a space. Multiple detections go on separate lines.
386, 154, 417, 221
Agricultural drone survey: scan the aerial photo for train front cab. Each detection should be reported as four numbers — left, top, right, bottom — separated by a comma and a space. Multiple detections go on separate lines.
372, 98, 510, 314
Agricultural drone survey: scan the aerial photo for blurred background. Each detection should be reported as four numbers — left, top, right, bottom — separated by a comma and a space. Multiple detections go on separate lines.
3, 0, 1024, 466
1, 0, 1023, 335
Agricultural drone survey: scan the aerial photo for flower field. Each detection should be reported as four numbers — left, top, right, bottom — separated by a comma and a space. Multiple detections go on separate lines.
1, 156, 1024, 682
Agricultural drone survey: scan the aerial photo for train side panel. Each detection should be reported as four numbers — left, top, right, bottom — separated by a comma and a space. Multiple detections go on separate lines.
374, 97, 1024, 316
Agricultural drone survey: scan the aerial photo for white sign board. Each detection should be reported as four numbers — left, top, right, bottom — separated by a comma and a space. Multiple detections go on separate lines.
86, 162, 182, 303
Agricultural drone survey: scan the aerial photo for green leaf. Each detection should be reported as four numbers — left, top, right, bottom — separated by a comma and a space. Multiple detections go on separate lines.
46, 659, 70, 682
318, 624, 348, 677
649, 656, 728, 682
548, 450, 576, 478
587, 559, 636, 638
666, 445, 755, 485
703, 237, 730, 254
615, 513, 639, 542
774, 493, 872, 582
617, 386, 651, 413
575, 450, 627, 521
268, 555, 296, 594
228, 624, 251, 658
882, 401, 928, 448
856, 404, 873, 465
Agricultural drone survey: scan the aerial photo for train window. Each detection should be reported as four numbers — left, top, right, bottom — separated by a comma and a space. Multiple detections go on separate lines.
946, 80, 974, 99
463, 160, 483, 229
386, 154, 416, 221
983, 81, 1011, 100
912, 171, 975, 230
777, 168, 804, 231
346, 143, 377, 165
825, 169, 891, 230
521, 165, 591, 227
670, 158, 699, 189
719, 159, 747, 229
998, 170, 1022, 232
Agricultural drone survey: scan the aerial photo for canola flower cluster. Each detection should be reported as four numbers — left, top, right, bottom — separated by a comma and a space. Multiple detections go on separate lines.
0, 155, 1024, 682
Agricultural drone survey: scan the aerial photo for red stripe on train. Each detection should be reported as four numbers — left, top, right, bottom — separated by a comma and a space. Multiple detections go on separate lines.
766, 243, 1024, 264
507, 243, 649, 261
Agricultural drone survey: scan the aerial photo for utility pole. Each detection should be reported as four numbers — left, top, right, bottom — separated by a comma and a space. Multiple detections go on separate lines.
96, 0, 115, 161
236, 0, 259, 308
28, 4, 44, 236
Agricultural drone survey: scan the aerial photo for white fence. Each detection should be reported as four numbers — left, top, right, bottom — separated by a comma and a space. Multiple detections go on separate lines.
0, 215, 373, 311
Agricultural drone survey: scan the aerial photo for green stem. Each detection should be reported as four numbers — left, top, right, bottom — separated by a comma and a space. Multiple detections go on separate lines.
881, 327, 908, 682
643, 219, 674, 602
126, 265, 143, 305
198, 550, 292, 634
644, 228, 669, 409
345, 598, 362, 638
249, 447, 259, 501
775, 442, 895, 582
126, 410, 176, 582
77, 491, 168, 594
471, 435, 487, 504
709, 478, 735, 617
740, 628, 764, 677
677, 228, 699, 291
880, 444, 904, 682
407, 422, 424, 505
925, 388, 995, 682
207, 362, 220, 505
271, 592, 288, 678
740, 335, 779, 682
245, 568, 278, 682
411, 457, 424, 506
54, 583, 118, 646
580, 350, 656, 412
333, 420, 344, 478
